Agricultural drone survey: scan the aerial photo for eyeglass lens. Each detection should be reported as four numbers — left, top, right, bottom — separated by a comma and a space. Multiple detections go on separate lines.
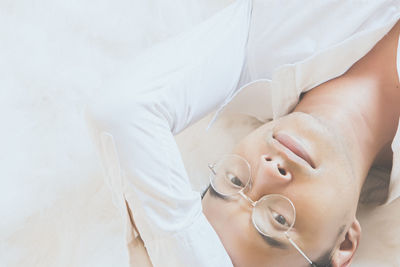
210, 154, 296, 238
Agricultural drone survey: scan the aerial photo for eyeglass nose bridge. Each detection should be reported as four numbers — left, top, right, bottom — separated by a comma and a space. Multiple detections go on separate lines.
209, 160, 256, 206
208, 163, 216, 175
238, 191, 256, 207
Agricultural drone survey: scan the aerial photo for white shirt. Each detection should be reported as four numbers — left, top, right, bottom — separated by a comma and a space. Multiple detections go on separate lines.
86, 1, 400, 266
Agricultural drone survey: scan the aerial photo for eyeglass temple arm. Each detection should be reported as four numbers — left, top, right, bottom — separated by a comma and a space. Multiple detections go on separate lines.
208, 164, 216, 175
285, 233, 315, 266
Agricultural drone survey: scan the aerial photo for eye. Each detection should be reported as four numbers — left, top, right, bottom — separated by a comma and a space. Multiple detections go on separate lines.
272, 211, 289, 227
227, 173, 244, 187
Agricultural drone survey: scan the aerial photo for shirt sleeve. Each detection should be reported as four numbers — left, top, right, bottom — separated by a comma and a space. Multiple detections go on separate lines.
85, 1, 252, 266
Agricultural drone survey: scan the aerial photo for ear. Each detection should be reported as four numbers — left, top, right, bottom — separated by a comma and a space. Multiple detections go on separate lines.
331, 219, 361, 267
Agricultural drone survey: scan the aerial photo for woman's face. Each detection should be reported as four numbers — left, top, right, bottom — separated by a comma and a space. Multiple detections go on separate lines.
202, 112, 359, 267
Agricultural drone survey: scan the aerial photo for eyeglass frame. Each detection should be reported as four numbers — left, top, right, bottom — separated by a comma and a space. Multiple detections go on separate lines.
207, 154, 316, 267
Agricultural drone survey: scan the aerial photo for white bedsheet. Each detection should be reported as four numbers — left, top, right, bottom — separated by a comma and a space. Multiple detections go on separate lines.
1, 0, 399, 266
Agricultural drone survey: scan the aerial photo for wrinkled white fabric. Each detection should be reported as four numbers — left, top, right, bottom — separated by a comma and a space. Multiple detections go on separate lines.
87, 1, 400, 267
87, 2, 400, 267
0, 1, 238, 266
212, 0, 400, 204
86, 1, 252, 266
389, 35, 400, 203
2, 0, 400, 267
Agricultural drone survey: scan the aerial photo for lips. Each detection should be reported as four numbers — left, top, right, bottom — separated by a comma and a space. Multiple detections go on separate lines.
274, 132, 315, 168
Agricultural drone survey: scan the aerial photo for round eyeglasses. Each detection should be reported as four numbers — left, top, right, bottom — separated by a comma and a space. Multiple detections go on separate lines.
208, 154, 315, 266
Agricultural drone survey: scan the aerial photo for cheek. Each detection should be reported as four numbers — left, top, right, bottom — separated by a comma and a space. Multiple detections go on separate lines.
289, 184, 341, 246
290, 180, 337, 219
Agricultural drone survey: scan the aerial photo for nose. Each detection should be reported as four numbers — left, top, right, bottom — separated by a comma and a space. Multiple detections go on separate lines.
248, 155, 292, 201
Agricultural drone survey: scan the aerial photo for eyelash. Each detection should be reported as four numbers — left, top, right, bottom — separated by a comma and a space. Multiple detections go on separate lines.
209, 186, 229, 200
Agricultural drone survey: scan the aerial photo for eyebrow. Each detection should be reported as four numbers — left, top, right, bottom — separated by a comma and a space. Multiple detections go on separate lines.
208, 185, 229, 200
208, 186, 289, 250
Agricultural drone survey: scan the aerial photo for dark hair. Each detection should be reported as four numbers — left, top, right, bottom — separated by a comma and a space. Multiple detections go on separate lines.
311, 250, 333, 267
312, 225, 346, 267
201, 184, 210, 199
